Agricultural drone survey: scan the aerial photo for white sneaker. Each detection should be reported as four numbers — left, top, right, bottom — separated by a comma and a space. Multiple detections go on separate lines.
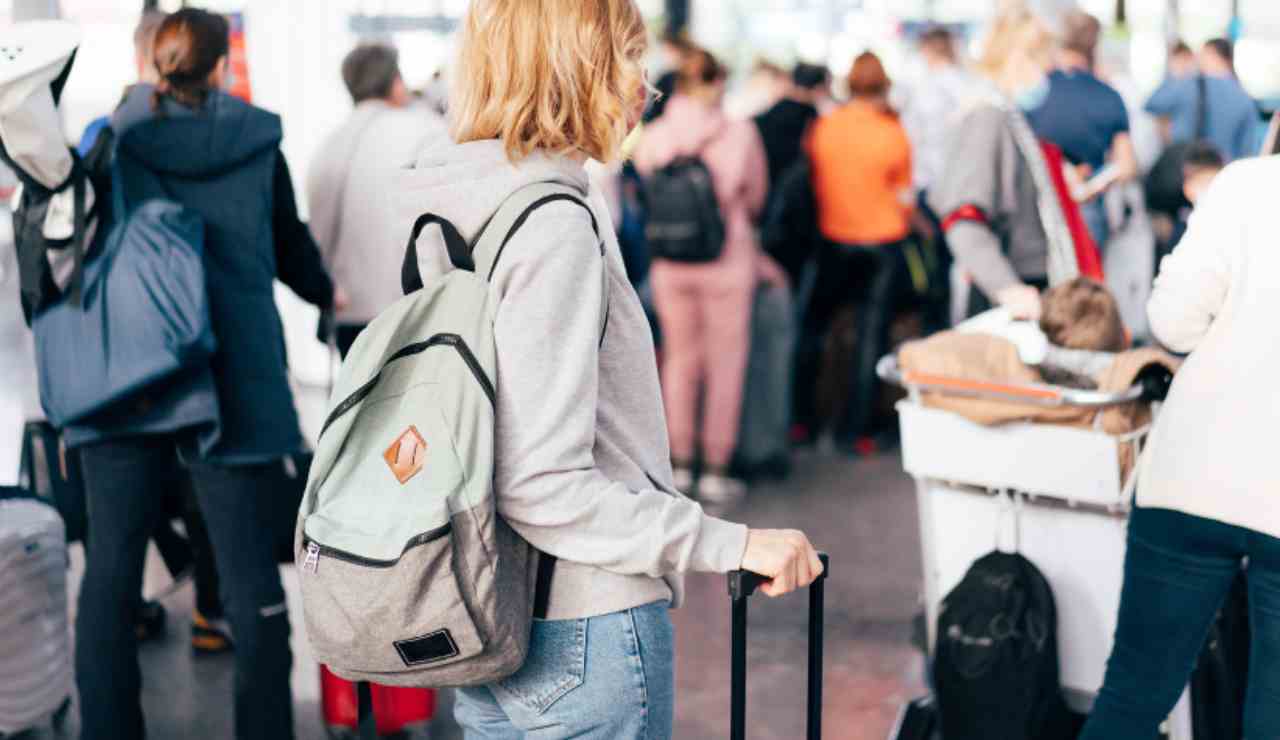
672, 466, 694, 493
697, 473, 747, 503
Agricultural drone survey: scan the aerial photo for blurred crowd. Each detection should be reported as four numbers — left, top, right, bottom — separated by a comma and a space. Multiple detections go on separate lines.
611, 8, 1268, 495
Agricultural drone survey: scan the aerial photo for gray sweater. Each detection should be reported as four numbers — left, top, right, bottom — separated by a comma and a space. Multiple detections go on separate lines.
929, 103, 1049, 298
307, 101, 448, 324
398, 140, 749, 619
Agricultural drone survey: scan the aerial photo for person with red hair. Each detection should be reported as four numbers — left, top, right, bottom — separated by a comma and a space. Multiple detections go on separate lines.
797, 51, 914, 453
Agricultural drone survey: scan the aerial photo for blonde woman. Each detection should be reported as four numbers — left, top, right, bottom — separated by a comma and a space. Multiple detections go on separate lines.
928, 1, 1085, 320
395, 2, 823, 736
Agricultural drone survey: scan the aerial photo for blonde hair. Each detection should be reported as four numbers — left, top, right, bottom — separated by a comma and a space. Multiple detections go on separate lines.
976, 2, 1055, 94
450, 0, 649, 164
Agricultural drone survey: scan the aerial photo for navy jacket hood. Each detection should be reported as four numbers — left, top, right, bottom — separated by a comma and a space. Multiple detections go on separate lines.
111, 84, 282, 179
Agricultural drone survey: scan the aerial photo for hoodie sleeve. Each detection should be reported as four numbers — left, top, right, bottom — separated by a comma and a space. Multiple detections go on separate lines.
272, 152, 334, 310
1147, 163, 1240, 353
929, 105, 1024, 298
489, 204, 749, 576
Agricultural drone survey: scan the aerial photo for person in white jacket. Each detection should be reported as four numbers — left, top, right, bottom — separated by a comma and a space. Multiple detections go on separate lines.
1080, 156, 1280, 738
307, 43, 447, 357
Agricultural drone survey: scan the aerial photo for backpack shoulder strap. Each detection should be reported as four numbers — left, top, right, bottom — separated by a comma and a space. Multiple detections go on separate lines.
470, 182, 600, 281
470, 183, 609, 340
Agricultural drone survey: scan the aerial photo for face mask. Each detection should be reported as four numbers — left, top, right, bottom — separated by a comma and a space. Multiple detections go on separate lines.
1013, 75, 1050, 111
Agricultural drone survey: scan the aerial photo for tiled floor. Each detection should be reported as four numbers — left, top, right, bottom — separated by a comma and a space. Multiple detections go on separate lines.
25, 447, 926, 740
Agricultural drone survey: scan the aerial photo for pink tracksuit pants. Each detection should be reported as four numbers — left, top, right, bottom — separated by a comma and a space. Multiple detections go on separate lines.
651, 260, 754, 468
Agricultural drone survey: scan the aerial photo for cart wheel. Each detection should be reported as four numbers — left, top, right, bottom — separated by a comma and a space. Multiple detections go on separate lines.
53, 696, 72, 730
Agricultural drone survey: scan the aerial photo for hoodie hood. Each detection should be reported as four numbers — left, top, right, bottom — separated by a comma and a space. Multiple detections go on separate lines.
111, 84, 282, 178
633, 94, 726, 174
397, 138, 591, 283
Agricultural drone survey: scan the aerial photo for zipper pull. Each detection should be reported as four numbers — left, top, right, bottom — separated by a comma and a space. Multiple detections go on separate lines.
304, 542, 320, 573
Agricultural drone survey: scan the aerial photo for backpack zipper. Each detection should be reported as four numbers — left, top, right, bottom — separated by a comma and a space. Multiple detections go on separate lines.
320, 334, 494, 438
302, 523, 452, 572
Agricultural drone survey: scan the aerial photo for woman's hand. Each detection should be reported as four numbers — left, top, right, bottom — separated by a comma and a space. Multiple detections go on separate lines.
740, 529, 824, 597
996, 284, 1043, 321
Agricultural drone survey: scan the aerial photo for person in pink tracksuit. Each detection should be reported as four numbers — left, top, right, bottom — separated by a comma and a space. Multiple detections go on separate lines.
634, 47, 778, 501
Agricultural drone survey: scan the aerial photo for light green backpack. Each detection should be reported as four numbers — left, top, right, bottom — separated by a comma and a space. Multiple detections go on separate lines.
295, 183, 603, 687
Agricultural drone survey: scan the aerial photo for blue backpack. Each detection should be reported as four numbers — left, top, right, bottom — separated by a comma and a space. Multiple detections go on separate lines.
33, 164, 214, 428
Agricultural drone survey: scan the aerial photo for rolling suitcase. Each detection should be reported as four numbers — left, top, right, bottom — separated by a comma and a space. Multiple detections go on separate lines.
729, 552, 829, 740
0, 499, 73, 738
321, 664, 434, 740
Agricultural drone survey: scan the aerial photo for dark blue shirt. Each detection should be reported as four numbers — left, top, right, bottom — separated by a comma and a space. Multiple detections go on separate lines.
1144, 73, 1261, 161
1028, 69, 1130, 171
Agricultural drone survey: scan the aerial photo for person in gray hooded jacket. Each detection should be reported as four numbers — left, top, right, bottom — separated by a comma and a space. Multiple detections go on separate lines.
400, 1, 823, 736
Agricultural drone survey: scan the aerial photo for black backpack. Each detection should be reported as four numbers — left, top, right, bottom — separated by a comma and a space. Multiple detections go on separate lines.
933, 551, 1075, 740
643, 156, 726, 263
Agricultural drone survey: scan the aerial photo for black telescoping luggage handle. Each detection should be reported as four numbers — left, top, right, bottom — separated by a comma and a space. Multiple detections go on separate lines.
728, 552, 829, 740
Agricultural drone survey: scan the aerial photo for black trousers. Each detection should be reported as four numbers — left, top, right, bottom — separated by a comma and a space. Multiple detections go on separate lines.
77, 436, 294, 740
794, 241, 907, 442
145, 465, 222, 618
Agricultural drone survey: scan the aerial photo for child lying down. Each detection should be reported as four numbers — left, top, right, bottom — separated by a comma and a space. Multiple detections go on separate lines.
897, 280, 1180, 476
957, 278, 1127, 389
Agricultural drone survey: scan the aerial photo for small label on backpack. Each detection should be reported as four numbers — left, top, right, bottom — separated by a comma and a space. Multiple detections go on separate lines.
394, 629, 459, 666
384, 426, 428, 484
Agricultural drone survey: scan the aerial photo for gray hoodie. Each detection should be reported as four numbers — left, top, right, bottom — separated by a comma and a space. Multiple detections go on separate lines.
398, 139, 749, 620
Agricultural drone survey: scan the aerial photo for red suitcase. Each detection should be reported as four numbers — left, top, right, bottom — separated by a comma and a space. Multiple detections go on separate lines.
320, 665, 435, 739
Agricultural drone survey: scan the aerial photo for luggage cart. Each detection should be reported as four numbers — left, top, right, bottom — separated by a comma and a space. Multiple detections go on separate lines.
878, 356, 1192, 739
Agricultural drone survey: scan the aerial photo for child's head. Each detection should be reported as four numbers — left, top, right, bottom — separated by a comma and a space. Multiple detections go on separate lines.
1183, 142, 1226, 206
1039, 278, 1127, 353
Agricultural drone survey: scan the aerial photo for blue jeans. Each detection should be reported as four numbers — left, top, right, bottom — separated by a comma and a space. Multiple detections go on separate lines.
1081, 506, 1280, 739
454, 600, 674, 739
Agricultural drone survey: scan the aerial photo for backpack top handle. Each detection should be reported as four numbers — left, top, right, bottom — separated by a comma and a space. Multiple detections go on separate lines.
401, 213, 474, 294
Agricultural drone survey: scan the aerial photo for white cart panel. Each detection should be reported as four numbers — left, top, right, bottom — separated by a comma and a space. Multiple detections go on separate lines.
899, 403, 1124, 508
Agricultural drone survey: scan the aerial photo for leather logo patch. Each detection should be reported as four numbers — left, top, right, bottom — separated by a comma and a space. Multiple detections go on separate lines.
383, 426, 427, 485
394, 629, 459, 666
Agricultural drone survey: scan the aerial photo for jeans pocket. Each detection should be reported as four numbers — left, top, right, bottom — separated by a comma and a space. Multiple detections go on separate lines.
492, 617, 587, 715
